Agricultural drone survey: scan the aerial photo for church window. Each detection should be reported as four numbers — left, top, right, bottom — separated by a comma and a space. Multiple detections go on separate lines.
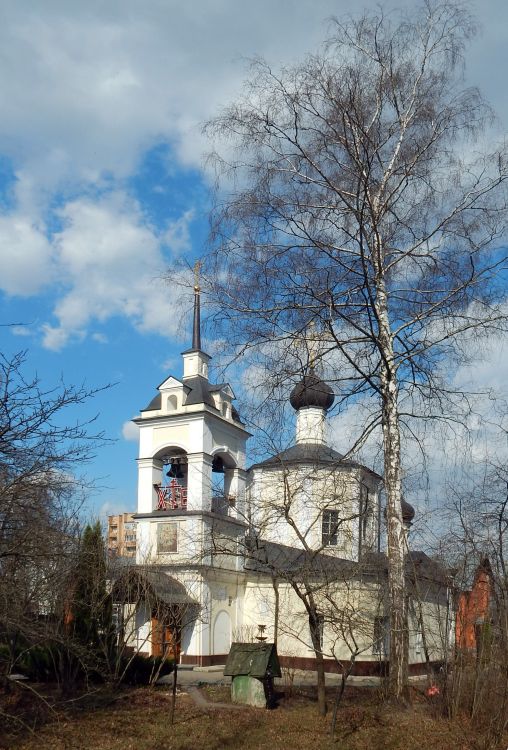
415, 627, 423, 655
157, 522, 178, 553
167, 395, 178, 411
322, 510, 340, 546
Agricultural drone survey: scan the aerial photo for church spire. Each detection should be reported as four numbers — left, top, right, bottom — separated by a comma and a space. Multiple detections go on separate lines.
182, 260, 210, 380
192, 260, 201, 351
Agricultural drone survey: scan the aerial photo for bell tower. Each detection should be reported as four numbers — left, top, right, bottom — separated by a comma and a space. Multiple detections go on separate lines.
132, 263, 250, 563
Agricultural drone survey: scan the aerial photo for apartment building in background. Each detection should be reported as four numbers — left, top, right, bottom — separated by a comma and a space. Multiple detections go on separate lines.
107, 512, 137, 557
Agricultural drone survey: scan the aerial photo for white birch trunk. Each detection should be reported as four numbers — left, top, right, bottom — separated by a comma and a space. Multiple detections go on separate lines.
376, 278, 408, 700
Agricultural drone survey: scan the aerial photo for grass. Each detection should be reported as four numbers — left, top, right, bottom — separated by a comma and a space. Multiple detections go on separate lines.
0, 683, 500, 750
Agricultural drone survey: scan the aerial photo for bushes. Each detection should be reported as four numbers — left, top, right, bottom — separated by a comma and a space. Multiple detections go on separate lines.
22, 645, 57, 682
120, 654, 174, 686
0, 634, 175, 688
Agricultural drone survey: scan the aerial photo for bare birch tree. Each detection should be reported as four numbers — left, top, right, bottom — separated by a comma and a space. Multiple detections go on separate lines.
203, 1, 508, 700
0, 348, 108, 691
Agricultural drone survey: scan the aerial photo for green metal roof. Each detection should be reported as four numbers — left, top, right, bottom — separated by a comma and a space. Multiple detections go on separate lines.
223, 642, 281, 678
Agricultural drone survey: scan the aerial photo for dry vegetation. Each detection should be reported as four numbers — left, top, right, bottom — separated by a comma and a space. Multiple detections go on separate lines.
1, 683, 500, 750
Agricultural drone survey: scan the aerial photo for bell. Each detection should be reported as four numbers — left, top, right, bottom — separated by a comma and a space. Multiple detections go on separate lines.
212, 455, 225, 474
167, 458, 184, 479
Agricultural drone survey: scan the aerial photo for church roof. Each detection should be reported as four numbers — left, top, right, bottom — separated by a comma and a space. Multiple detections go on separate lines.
181, 375, 217, 409
140, 375, 244, 424
244, 539, 450, 584
110, 564, 197, 606
249, 443, 381, 478
142, 393, 162, 411
244, 539, 352, 577
249, 443, 344, 469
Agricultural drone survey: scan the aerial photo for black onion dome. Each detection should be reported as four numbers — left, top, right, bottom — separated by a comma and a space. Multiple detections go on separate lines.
401, 498, 415, 526
384, 498, 416, 526
289, 370, 335, 412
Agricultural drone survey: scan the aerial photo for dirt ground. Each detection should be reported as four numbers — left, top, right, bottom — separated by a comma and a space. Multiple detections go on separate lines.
0, 683, 502, 750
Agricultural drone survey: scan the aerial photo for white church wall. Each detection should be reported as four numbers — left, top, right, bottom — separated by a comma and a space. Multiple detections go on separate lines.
135, 517, 206, 565
206, 517, 246, 572
242, 580, 280, 644
213, 610, 231, 654
186, 454, 212, 512
151, 424, 190, 454
408, 587, 451, 664
247, 464, 380, 561
239, 569, 450, 668
178, 571, 209, 660
134, 602, 151, 655
135, 519, 152, 563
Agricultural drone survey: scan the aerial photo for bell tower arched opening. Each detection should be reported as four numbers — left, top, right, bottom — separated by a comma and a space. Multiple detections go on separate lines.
211, 450, 237, 515
153, 447, 188, 511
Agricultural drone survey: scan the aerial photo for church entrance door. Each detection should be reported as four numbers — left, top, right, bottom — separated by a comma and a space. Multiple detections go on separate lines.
151, 615, 182, 662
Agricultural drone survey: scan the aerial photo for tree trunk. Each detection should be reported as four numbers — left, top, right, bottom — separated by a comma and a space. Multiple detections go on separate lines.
330, 655, 356, 736
377, 281, 409, 702
170, 660, 178, 725
382, 385, 409, 701
309, 612, 327, 715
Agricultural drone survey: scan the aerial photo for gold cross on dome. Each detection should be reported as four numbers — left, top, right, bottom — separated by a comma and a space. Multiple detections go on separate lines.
307, 320, 319, 369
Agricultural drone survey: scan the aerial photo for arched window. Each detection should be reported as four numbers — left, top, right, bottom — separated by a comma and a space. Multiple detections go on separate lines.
167, 394, 178, 412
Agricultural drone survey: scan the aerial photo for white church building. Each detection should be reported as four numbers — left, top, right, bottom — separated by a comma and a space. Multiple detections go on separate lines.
126, 282, 452, 674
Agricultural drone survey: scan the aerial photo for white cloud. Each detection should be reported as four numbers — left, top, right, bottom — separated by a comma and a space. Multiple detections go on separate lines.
162, 210, 194, 255
10, 324, 33, 337
0, 0, 504, 203
160, 356, 178, 372
91, 332, 108, 344
122, 419, 139, 442
41, 323, 76, 352
0, 213, 53, 296
98, 499, 135, 521
34, 191, 193, 349
0, 3, 505, 189
0, 0, 506, 349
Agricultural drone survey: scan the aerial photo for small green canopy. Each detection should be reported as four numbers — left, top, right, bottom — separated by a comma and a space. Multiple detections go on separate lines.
224, 642, 281, 679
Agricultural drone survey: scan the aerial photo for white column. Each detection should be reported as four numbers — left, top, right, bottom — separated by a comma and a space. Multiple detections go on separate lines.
186, 452, 212, 511
137, 457, 163, 513
229, 468, 247, 520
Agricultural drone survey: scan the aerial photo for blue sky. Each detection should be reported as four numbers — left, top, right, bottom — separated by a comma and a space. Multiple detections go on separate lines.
0, 0, 507, 522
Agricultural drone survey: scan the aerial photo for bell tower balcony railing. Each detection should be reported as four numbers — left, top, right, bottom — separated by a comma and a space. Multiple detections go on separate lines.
153, 483, 238, 514
154, 479, 187, 511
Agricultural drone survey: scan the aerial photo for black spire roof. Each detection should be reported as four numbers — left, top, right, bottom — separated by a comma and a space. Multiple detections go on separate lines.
192, 277, 201, 351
